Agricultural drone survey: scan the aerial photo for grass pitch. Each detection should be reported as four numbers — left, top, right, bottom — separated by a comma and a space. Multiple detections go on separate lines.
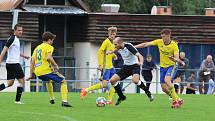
0, 92, 214, 121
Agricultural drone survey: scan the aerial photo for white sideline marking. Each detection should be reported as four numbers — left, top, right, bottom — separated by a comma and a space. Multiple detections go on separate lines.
7, 111, 78, 121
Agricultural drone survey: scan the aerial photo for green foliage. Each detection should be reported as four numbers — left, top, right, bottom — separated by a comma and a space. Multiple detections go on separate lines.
83, 0, 215, 15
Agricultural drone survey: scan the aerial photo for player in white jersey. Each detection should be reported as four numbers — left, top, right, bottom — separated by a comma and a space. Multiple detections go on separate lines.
0, 24, 29, 104
108, 37, 154, 106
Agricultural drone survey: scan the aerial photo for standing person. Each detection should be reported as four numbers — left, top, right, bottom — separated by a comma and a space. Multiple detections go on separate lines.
80, 26, 117, 104
0, 24, 29, 104
199, 55, 214, 94
108, 37, 154, 106
26, 32, 72, 107
141, 54, 156, 91
207, 74, 214, 95
175, 52, 189, 94
135, 29, 183, 108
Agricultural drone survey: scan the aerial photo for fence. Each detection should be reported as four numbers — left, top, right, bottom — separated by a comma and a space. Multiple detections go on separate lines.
28, 67, 213, 94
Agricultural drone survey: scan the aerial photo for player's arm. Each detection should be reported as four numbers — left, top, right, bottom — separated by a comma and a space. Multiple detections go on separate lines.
135, 42, 153, 48
0, 36, 14, 64
20, 54, 30, 60
136, 52, 144, 65
106, 48, 119, 55
26, 57, 36, 81
47, 52, 59, 72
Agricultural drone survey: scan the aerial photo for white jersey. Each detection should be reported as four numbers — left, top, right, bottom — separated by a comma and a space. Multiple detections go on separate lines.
6, 35, 21, 63
118, 43, 139, 65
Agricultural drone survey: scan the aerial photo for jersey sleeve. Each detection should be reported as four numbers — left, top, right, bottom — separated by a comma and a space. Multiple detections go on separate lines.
97, 40, 107, 66
173, 43, 179, 55
5, 35, 15, 48
47, 46, 54, 54
150, 39, 160, 46
125, 43, 138, 55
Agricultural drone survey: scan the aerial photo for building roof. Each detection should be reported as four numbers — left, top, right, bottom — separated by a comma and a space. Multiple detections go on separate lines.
0, 0, 23, 11
23, 5, 87, 15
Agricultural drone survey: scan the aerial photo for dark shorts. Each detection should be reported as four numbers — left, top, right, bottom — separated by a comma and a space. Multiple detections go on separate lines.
38, 72, 65, 83
6, 63, 24, 80
116, 64, 140, 80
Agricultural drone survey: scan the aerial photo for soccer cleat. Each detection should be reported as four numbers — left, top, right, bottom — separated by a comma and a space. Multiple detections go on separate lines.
115, 96, 126, 106
178, 99, 184, 107
105, 100, 113, 105
80, 88, 88, 99
61, 102, 72, 107
14, 101, 24, 105
146, 91, 154, 102
50, 99, 55, 104
171, 100, 180, 108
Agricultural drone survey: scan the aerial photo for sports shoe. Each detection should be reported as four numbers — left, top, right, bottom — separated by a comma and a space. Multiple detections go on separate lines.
146, 91, 154, 102
80, 88, 88, 99
115, 96, 126, 106
171, 100, 180, 108
178, 98, 184, 107
62, 102, 72, 107
14, 101, 24, 105
106, 100, 113, 105
50, 99, 55, 104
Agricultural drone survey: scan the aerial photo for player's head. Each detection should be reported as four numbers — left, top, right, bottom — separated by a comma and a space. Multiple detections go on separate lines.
14, 24, 23, 38
179, 52, 185, 59
42, 32, 56, 45
108, 26, 117, 41
113, 37, 124, 49
161, 29, 171, 43
146, 54, 152, 62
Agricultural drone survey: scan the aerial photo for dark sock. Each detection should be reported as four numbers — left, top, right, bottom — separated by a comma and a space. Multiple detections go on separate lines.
113, 83, 126, 99
15, 87, 23, 102
138, 81, 149, 93
0, 83, 6, 91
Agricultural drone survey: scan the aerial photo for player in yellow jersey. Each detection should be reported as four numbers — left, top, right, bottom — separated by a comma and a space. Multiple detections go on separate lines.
27, 32, 72, 107
80, 26, 117, 104
135, 29, 184, 108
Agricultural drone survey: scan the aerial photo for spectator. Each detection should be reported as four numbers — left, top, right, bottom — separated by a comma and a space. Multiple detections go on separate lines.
141, 54, 156, 91
175, 52, 189, 94
186, 72, 198, 94
199, 55, 215, 94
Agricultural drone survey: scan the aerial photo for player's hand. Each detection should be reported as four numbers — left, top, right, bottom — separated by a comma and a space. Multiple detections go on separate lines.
106, 50, 113, 55
168, 56, 175, 61
98, 65, 103, 71
53, 65, 59, 72
26, 75, 33, 81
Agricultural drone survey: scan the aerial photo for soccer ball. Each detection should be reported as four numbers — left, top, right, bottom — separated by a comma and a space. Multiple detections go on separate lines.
96, 97, 107, 107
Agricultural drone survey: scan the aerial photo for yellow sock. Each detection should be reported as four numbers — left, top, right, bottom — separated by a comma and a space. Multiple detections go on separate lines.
169, 86, 179, 101
86, 83, 102, 92
60, 81, 68, 102
107, 86, 115, 101
46, 81, 55, 100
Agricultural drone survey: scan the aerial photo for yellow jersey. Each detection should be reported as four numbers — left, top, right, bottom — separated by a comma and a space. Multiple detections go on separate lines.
32, 43, 54, 76
151, 39, 179, 68
97, 38, 116, 69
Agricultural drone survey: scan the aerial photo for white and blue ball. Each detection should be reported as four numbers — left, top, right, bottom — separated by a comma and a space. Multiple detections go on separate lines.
96, 97, 107, 107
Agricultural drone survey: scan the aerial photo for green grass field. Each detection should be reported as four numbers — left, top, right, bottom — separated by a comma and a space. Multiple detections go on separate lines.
0, 92, 214, 121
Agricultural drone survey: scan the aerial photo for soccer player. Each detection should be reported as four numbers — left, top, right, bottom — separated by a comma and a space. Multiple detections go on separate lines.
26, 32, 72, 107
108, 37, 154, 106
80, 26, 117, 104
135, 29, 183, 108
0, 24, 29, 104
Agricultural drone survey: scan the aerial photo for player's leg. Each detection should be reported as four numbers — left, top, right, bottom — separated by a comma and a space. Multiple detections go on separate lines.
80, 69, 111, 99
106, 68, 116, 104
132, 74, 154, 102
14, 63, 25, 104
45, 80, 55, 104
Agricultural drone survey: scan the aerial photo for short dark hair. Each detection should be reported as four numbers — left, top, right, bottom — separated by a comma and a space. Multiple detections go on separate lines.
14, 24, 22, 30
42, 32, 56, 41
161, 29, 171, 35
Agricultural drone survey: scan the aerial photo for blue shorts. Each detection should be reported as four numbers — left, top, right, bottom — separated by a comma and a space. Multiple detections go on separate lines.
38, 72, 65, 83
102, 68, 116, 81
160, 65, 177, 83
